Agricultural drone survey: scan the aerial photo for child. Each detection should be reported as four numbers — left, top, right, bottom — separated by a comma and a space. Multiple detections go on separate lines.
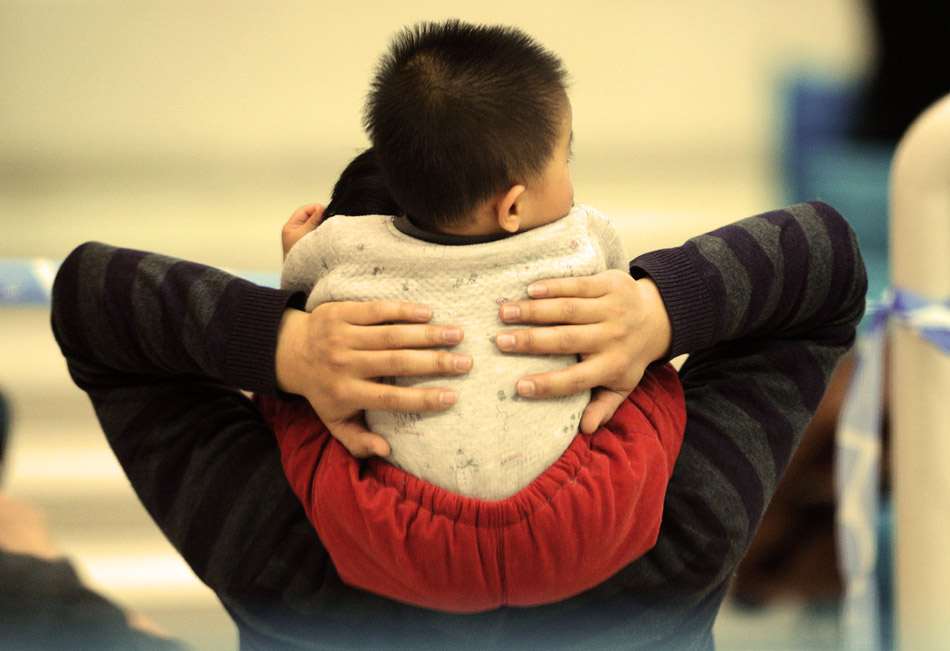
261, 20, 686, 612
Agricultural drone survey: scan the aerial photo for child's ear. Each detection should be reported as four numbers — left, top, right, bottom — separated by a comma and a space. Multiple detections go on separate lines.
496, 184, 526, 233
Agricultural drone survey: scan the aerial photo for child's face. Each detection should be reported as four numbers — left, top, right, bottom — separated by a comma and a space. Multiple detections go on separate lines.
518, 104, 575, 230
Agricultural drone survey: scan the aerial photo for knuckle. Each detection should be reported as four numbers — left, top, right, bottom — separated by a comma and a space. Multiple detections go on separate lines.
518, 329, 533, 349
561, 299, 579, 322
425, 390, 444, 411
387, 350, 409, 374
312, 303, 332, 325
325, 352, 345, 371
606, 299, 626, 319
556, 328, 576, 353
400, 303, 419, 322
326, 346, 350, 369
438, 352, 455, 373
606, 359, 627, 383
606, 323, 626, 345
324, 332, 344, 351
367, 302, 386, 321
381, 326, 400, 349
326, 380, 347, 403
380, 390, 402, 411
570, 372, 590, 394
428, 326, 446, 346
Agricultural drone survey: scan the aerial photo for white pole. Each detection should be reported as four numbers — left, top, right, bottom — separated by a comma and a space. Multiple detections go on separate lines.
889, 93, 950, 650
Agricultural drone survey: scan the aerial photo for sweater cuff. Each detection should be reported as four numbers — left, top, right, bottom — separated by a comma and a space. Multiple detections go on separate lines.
631, 247, 716, 359
224, 279, 305, 395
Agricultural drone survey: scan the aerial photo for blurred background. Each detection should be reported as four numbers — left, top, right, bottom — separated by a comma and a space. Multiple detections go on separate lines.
0, 1, 896, 649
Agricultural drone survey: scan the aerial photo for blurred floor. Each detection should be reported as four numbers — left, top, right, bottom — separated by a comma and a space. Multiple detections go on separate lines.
0, 150, 841, 650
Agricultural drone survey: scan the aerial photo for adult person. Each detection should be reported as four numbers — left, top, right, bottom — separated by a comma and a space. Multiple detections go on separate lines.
0, 392, 185, 650
51, 200, 865, 649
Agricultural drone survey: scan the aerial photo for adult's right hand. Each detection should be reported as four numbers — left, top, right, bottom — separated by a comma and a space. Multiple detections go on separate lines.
274, 301, 472, 458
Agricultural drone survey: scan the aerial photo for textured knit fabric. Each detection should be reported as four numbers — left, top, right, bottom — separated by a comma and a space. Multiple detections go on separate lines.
259, 363, 684, 612
51, 201, 866, 650
272, 204, 684, 611
281, 204, 629, 499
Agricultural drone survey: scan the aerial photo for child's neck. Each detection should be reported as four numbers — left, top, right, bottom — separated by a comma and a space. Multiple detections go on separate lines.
434, 206, 511, 237
437, 219, 506, 238
393, 215, 510, 246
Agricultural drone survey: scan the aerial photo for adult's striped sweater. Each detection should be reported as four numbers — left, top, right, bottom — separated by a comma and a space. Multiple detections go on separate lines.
51, 201, 866, 650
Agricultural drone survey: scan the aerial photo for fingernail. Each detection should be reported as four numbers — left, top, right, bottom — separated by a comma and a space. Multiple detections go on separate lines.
440, 390, 458, 406
416, 306, 432, 320
501, 304, 520, 321
517, 379, 535, 396
527, 283, 547, 298
454, 356, 472, 372
443, 327, 462, 344
496, 333, 514, 350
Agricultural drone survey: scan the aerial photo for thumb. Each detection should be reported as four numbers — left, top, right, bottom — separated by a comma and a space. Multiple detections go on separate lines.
579, 388, 626, 434
326, 415, 392, 458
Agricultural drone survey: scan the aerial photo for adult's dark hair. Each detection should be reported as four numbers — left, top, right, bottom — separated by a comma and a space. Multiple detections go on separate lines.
324, 148, 401, 219
364, 20, 569, 231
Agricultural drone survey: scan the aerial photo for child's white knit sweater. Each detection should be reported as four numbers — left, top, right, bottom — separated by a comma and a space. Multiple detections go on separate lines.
281, 204, 628, 499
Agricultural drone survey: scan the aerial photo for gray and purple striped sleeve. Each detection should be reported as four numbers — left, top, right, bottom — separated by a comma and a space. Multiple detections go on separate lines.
621, 201, 865, 597
48, 199, 866, 650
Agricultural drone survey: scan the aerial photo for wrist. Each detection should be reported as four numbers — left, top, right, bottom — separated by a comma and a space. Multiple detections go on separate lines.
274, 308, 308, 395
640, 278, 673, 362
225, 283, 303, 395
632, 247, 715, 357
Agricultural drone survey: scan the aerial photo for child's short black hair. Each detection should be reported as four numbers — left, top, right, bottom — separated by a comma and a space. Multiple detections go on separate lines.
364, 20, 569, 231
324, 148, 401, 219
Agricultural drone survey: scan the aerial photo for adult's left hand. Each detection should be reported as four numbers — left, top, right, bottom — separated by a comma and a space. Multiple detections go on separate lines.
494, 269, 672, 434
275, 301, 471, 458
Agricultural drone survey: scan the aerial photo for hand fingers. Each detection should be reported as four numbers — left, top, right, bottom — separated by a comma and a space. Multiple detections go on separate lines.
499, 296, 605, 326
288, 203, 325, 226
580, 388, 626, 434
351, 379, 459, 413
348, 322, 465, 350
326, 416, 392, 458
512, 357, 600, 399
328, 301, 437, 326
526, 274, 612, 300
355, 348, 472, 377
305, 204, 327, 228
495, 323, 602, 355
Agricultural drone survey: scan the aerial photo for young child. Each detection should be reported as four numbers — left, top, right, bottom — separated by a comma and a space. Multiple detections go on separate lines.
260, 20, 686, 612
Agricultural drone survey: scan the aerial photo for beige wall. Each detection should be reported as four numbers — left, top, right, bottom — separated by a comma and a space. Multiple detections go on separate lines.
0, 6, 878, 647
1, 0, 873, 268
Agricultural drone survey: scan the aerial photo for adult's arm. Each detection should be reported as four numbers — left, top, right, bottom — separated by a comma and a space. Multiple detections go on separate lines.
493, 201, 867, 646
49, 200, 865, 647
632, 200, 864, 578
49, 244, 473, 643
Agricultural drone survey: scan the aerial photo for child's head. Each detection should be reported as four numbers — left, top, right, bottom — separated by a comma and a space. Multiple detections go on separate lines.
324, 148, 401, 219
364, 20, 574, 235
